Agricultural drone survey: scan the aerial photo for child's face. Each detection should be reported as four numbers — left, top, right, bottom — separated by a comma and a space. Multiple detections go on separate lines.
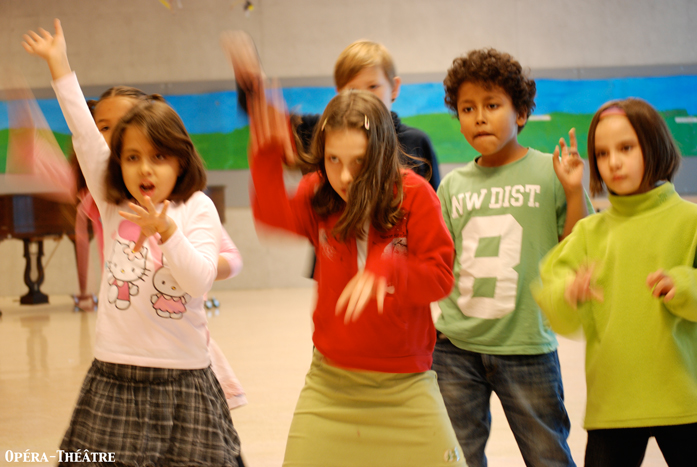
594, 114, 646, 196
120, 125, 181, 206
338, 66, 400, 112
324, 128, 368, 202
456, 82, 527, 166
94, 97, 137, 149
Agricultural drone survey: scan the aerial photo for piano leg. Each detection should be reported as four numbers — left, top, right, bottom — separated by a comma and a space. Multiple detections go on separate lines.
20, 239, 49, 305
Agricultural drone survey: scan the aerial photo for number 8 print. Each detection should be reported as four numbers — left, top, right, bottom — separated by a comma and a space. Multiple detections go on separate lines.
458, 214, 522, 319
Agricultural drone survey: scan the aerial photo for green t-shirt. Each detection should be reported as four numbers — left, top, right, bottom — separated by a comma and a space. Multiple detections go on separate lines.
436, 148, 588, 355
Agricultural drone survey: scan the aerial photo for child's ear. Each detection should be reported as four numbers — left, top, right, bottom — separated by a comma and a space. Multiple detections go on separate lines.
390, 76, 402, 102
516, 108, 528, 128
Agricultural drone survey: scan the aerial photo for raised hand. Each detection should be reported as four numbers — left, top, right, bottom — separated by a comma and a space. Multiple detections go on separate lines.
119, 196, 177, 252
22, 18, 71, 80
564, 262, 603, 309
335, 270, 387, 324
553, 128, 585, 192
247, 79, 293, 162
646, 269, 676, 302
220, 30, 265, 96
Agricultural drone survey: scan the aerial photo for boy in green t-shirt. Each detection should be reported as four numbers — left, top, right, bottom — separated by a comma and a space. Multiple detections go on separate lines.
433, 49, 591, 467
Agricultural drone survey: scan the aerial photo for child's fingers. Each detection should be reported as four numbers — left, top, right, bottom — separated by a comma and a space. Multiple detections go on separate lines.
589, 286, 604, 303
132, 232, 147, 254
568, 128, 578, 150
652, 277, 675, 298
552, 145, 561, 169
664, 288, 676, 302
646, 269, 664, 288
53, 18, 63, 36
21, 41, 34, 54
567, 287, 578, 309
27, 30, 43, 43
352, 273, 375, 322
127, 201, 148, 216
21, 34, 35, 48
559, 137, 568, 152
376, 277, 386, 314
345, 273, 369, 323
38, 27, 52, 40
558, 138, 569, 160
336, 274, 358, 315
118, 210, 139, 223
580, 270, 591, 303
142, 195, 156, 212
564, 276, 579, 309
159, 200, 170, 218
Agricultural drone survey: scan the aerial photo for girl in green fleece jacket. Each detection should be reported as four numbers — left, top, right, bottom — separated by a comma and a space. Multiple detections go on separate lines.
534, 98, 697, 467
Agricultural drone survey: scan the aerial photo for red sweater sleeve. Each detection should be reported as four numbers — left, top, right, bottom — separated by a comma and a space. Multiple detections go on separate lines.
249, 140, 318, 242
365, 173, 455, 306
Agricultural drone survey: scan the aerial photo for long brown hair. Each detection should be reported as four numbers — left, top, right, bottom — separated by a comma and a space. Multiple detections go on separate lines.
70, 86, 152, 195
587, 98, 680, 196
299, 90, 404, 242
106, 99, 206, 204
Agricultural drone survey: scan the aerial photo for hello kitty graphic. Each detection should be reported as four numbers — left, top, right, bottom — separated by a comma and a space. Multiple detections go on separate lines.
106, 239, 149, 310
151, 254, 190, 319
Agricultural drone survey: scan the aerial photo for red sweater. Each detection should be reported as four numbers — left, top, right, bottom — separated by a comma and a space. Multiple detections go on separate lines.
251, 144, 454, 373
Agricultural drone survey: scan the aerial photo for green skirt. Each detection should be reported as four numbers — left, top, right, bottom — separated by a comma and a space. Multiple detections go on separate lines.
283, 351, 466, 467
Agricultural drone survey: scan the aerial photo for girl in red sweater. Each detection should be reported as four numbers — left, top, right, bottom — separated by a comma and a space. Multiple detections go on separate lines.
247, 87, 464, 467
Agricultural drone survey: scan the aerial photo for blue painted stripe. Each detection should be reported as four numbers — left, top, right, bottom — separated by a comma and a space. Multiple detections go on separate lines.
2, 75, 697, 132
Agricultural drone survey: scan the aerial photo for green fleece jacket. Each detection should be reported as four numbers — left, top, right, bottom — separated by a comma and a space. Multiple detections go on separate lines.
533, 182, 697, 430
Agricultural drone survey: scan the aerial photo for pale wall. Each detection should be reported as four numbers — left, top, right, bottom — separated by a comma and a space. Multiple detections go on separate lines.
2, 0, 696, 88
1, 0, 696, 297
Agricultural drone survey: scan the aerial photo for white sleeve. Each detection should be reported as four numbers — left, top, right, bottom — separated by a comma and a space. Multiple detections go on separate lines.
159, 192, 222, 298
51, 72, 110, 210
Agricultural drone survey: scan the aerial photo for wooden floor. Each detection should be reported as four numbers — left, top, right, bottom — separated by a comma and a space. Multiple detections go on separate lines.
0, 289, 668, 467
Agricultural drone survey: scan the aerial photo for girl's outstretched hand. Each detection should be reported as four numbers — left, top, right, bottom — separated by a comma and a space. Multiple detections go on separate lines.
336, 271, 387, 324
220, 30, 265, 97
647, 269, 676, 302
564, 262, 603, 309
119, 197, 177, 252
22, 19, 71, 81
247, 80, 293, 163
553, 128, 585, 192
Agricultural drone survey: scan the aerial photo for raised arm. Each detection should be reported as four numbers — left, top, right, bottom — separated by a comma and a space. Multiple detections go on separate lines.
24, 19, 110, 207
220, 30, 265, 104
553, 128, 590, 240
247, 83, 315, 238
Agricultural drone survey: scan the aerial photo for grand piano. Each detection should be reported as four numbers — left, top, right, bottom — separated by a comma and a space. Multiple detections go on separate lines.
0, 174, 225, 307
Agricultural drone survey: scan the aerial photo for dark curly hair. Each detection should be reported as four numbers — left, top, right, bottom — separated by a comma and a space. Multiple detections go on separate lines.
444, 49, 536, 132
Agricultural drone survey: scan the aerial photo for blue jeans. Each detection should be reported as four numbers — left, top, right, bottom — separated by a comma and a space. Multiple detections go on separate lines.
432, 338, 575, 467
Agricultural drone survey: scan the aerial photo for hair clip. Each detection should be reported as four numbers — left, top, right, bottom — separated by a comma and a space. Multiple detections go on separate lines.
364, 115, 370, 130
321, 118, 327, 131
599, 106, 626, 119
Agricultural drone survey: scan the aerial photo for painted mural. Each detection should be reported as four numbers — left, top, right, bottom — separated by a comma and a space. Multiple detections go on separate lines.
2, 75, 696, 172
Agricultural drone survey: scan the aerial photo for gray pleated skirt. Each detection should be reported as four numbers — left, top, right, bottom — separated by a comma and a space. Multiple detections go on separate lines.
59, 359, 241, 467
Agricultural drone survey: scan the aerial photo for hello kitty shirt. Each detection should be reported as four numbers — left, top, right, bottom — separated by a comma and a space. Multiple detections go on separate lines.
53, 73, 221, 369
